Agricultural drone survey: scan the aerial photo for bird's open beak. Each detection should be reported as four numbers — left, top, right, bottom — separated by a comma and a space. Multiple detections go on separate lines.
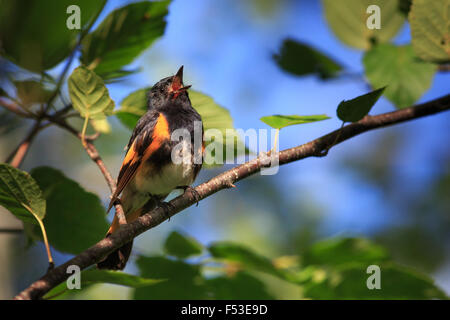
171, 66, 191, 93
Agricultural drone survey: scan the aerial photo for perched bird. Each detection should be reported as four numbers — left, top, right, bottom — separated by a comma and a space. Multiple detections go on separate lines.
97, 66, 203, 270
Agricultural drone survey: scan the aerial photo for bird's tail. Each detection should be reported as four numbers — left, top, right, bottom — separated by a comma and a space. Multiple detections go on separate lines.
97, 198, 156, 270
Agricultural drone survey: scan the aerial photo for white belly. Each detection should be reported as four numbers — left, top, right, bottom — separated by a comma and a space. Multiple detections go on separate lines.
134, 140, 195, 196
139, 160, 194, 196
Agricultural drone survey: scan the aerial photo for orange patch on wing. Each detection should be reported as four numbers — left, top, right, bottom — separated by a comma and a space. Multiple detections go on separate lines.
122, 140, 138, 166
142, 113, 170, 162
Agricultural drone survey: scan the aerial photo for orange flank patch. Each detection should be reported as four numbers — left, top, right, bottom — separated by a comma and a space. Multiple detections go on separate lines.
106, 113, 170, 230
122, 140, 138, 166
142, 113, 170, 162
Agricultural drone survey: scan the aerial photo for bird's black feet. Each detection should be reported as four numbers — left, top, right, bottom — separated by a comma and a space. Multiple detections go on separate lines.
176, 185, 200, 206
157, 200, 174, 221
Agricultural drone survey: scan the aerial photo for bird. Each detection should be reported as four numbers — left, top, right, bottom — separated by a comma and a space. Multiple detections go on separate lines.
97, 66, 203, 270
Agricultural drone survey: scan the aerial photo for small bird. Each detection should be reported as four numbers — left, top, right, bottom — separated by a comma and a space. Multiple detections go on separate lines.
97, 66, 203, 270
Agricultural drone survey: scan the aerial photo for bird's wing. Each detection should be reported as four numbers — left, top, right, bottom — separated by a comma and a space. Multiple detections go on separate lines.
107, 111, 170, 213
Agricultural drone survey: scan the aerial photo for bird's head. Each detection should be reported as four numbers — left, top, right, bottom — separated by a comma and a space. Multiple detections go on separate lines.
147, 66, 192, 109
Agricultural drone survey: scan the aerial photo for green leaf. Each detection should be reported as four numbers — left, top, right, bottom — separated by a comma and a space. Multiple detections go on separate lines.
68, 66, 115, 120
164, 231, 203, 259
91, 117, 111, 134
102, 68, 141, 84
322, 0, 405, 49
115, 111, 141, 130
81, 1, 170, 75
302, 237, 390, 267
206, 272, 275, 299
0, 163, 45, 224
336, 87, 386, 122
116, 88, 246, 166
260, 114, 330, 129
363, 44, 436, 108
27, 167, 108, 254
44, 269, 163, 299
190, 90, 247, 165
115, 88, 148, 129
209, 242, 287, 280
410, 0, 450, 63
303, 263, 448, 299
0, 0, 105, 72
273, 39, 342, 79
14, 80, 52, 108
134, 256, 207, 299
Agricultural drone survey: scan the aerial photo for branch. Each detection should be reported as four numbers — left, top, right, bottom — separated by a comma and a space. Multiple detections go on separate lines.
44, 116, 127, 226
5, 120, 47, 168
0, 94, 127, 226
437, 64, 450, 72
0, 97, 30, 118
13, 94, 450, 300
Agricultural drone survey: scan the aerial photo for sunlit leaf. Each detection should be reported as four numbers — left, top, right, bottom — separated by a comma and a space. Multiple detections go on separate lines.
260, 114, 330, 129
363, 44, 436, 108
410, 0, 450, 63
91, 117, 111, 134
68, 66, 115, 120
0, 163, 45, 224
322, 0, 405, 49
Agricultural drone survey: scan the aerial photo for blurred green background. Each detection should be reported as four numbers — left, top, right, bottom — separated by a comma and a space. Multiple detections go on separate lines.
0, 0, 449, 299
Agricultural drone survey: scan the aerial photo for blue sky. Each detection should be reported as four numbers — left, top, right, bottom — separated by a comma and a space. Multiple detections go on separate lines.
6, 0, 449, 296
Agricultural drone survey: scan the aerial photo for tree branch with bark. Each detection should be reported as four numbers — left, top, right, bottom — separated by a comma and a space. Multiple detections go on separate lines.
11, 93, 450, 300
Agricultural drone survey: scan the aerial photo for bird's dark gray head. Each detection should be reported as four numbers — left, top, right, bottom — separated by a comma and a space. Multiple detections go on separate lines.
147, 66, 192, 110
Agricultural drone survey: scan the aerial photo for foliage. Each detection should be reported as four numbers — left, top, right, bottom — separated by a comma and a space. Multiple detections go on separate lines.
80, 1, 171, 75
0, 0, 105, 72
363, 44, 435, 108
26, 167, 109, 254
322, 0, 405, 49
273, 39, 342, 79
0, 0, 447, 300
68, 66, 115, 120
409, 0, 450, 63
260, 115, 330, 129
337, 87, 385, 122
66, 233, 447, 300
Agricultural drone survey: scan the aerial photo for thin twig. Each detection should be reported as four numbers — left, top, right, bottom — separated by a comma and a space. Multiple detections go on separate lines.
43, 116, 127, 226
5, 120, 46, 167
14, 94, 450, 300
437, 64, 450, 72
0, 97, 32, 118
